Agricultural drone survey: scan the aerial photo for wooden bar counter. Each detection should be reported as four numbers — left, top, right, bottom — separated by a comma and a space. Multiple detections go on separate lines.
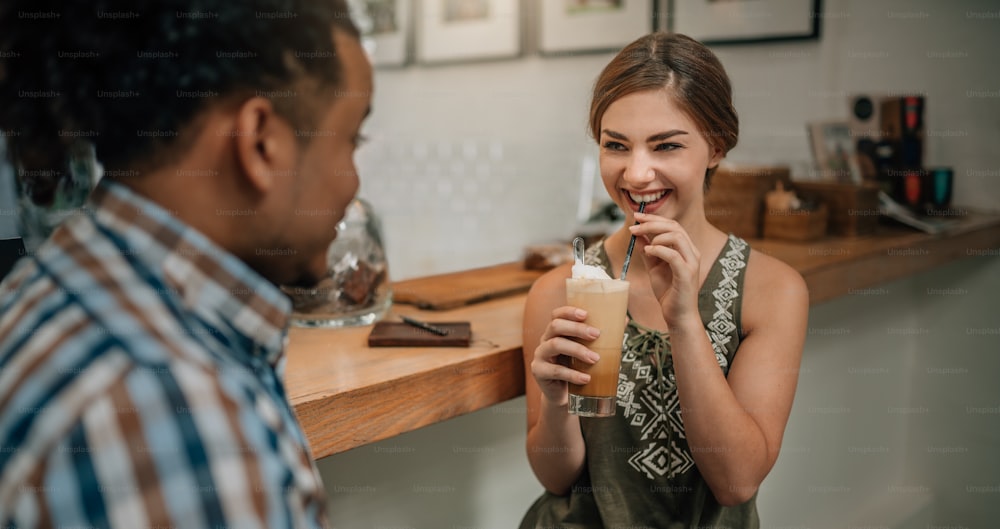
286, 213, 1000, 459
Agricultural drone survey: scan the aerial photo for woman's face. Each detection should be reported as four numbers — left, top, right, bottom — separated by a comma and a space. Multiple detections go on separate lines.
598, 88, 723, 224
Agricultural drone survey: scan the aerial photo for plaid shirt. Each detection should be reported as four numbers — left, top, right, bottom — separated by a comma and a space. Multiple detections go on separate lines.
0, 180, 328, 528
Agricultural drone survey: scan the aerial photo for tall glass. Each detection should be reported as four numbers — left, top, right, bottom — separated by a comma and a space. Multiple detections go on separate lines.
566, 277, 629, 417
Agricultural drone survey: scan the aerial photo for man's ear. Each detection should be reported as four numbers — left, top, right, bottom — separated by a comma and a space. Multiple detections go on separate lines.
232, 97, 294, 193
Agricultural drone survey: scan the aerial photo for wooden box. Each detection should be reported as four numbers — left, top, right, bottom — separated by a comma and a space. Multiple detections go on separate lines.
763, 204, 829, 241
705, 165, 792, 238
792, 181, 880, 236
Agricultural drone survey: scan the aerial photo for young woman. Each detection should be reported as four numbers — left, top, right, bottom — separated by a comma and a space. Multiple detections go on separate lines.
520, 33, 809, 528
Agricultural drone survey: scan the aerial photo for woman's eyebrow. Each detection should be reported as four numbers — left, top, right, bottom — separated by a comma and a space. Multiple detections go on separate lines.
601, 129, 689, 142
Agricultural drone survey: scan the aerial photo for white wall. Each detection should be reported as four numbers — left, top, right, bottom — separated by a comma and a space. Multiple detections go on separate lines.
318, 0, 1000, 527
904, 254, 1000, 526
317, 397, 538, 529
357, 0, 1000, 280
760, 254, 1000, 528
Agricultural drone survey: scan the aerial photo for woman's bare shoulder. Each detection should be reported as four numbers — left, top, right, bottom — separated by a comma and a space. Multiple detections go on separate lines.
526, 263, 574, 309
742, 247, 809, 329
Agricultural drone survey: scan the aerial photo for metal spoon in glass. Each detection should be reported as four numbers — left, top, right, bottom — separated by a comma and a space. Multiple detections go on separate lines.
572, 236, 585, 268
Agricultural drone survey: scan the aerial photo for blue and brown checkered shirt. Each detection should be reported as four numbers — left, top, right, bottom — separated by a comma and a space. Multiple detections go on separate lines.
0, 179, 328, 528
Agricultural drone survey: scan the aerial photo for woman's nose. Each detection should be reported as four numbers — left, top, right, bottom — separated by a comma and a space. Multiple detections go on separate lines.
623, 152, 656, 185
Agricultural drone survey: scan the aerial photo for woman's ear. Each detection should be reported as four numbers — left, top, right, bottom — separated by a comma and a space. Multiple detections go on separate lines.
232, 97, 295, 193
707, 144, 725, 170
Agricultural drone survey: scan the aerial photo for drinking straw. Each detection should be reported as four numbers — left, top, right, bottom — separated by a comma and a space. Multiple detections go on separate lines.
619, 202, 646, 280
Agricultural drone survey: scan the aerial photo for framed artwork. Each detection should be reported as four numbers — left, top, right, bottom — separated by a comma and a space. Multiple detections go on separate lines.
415, 0, 520, 64
668, 0, 822, 45
358, 0, 411, 67
807, 121, 861, 183
539, 0, 655, 54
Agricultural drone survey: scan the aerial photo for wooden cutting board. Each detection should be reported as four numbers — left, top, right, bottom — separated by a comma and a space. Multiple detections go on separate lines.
392, 262, 546, 310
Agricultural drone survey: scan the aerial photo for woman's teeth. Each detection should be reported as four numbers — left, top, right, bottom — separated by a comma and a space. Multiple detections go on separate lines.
628, 190, 668, 203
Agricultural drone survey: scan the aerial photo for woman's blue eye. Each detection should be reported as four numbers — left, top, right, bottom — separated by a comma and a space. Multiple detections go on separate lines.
603, 141, 625, 151
655, 143, 681, 151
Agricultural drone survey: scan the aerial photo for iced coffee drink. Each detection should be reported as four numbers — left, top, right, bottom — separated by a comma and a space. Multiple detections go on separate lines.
566, 262, 629, 417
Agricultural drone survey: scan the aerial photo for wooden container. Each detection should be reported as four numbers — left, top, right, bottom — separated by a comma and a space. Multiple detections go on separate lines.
705, 165, 792, 238
763, 204, 829, 241
793, 181, 880, 236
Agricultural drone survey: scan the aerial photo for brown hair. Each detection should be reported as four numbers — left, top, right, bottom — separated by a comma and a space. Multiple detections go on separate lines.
589, 32, 738, 188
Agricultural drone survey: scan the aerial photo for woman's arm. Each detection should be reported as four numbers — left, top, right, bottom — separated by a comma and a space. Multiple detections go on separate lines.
522, 265, 597, 495
669, 252, 807, 505
631, 215, 808, 505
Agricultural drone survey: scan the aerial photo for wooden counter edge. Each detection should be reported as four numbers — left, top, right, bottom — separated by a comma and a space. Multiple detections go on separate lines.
296, 346, 525, 460
801, 220, 1000, 304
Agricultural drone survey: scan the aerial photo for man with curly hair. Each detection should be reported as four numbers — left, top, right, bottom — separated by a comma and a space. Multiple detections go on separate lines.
0, 1, 371, 527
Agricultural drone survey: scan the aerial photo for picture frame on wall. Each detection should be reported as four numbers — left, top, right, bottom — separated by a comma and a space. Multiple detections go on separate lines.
358, 0, 411, 67
807, 121, 862, 183
667, 0, 822, 45
415, 0, 520, 64
539, 0, 655, 55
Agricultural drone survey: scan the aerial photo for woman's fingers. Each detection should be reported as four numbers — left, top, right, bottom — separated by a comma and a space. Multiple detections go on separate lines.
543, 317, 600, 344
531, 356, 591, 385
643, 242, 685, 267
630, 215, 700, 264
532, 306, 603, 388
539, 336, 600, 364
549, 306, 588, 325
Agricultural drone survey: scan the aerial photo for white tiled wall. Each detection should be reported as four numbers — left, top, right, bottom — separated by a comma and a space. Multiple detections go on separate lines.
354, 0, 1000, 281
353, 52, 615, 279
358, 135, 587, 278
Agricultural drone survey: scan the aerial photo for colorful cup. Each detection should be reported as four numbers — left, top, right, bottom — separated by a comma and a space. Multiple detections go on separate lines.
925, 167, 953, 211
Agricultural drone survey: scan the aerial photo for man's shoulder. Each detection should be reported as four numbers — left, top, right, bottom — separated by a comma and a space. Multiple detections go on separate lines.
0, 288, 229, 478
2, 212, 188, 345
1, 252, 171, 358
0, 284, 166, 421
0, 231, 203, 422
0, 309, 134, 470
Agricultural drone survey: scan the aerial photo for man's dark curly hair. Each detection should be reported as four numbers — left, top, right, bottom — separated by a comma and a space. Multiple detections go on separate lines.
0, 0, 359, 204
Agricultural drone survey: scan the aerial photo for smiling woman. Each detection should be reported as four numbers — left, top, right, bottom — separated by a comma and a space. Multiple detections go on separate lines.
520, 32, 809, 529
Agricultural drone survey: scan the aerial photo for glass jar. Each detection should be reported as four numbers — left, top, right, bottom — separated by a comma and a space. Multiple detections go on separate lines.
14, 140, 100, 252
282, 198, 392, 327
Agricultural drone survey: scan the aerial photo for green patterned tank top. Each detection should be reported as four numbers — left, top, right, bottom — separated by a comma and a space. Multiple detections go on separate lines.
520, 234, 756, 529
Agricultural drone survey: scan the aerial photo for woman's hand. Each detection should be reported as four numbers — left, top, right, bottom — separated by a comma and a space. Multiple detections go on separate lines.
630, 212, 702, 327
530, 306, 601, 406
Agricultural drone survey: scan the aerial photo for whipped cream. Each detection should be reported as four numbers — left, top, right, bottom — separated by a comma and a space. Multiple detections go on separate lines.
571, 263, 612, 280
